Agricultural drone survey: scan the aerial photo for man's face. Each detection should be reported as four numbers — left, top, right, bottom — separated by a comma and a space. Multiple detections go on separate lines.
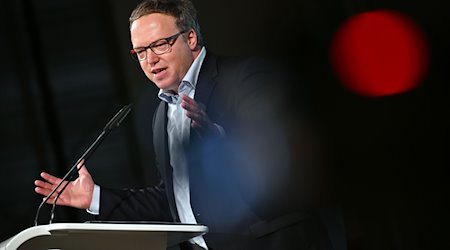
130, 13, 198, 92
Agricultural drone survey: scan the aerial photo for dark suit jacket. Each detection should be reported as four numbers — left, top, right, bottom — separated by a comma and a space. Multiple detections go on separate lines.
97, 51, 332, 250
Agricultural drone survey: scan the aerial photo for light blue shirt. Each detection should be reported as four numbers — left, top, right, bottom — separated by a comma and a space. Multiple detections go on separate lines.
158, 47, 207, 249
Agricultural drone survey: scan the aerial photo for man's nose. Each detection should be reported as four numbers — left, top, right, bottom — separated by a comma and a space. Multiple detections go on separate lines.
146, 49, 159, 64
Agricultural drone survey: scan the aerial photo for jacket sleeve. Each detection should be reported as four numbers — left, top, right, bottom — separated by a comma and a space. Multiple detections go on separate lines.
225, 58, 306, 220
97, 180, 173, 222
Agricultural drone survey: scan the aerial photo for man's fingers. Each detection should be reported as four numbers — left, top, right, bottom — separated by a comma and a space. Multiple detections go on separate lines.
77, 164, 90, 176
34, 186, 57, 198
76, 160, 85, 170
181, 95, 203, 112
35, 178, 69, 194
181, 96, 206, 110
186, 111, 201, 121
36, 186, 67, 205
34, 186, 48, 196
180, 95, 215, 132
34, 180, 53, 190
191, 120, 201, 128
40, 172, 61, 185
181, 94, 195, 104
181, 99, 194, 112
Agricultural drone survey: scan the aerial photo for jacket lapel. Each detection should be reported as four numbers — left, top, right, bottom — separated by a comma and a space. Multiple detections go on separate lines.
153, 101, 169, 179
153, 101, 179, 221
194, 51, 219, 110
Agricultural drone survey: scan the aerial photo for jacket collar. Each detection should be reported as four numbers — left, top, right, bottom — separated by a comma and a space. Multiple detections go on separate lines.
193, 50, 219, 110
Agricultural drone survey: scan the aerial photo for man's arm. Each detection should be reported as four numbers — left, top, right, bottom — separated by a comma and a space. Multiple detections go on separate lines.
34, 160, 94, 209
35, 161, 173, 222
97, 180, 173, 222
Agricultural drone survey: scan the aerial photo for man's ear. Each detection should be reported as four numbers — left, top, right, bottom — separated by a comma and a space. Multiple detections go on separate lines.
187, 29, 198, 50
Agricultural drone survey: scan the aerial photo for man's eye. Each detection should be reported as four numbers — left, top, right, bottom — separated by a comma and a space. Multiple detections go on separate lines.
136, 49, 146, 55
153, 41, 168, 48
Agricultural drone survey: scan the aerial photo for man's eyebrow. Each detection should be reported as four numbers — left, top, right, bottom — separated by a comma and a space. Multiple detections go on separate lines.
133, 37, 165, 50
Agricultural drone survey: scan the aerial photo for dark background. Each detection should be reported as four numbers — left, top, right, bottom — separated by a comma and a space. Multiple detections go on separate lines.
0, 0, 448, 249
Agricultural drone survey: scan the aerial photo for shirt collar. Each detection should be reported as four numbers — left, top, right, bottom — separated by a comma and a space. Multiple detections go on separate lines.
158, 47, 207, 104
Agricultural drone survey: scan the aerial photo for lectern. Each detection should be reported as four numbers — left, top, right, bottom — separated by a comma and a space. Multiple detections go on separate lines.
0, 222, 208, 250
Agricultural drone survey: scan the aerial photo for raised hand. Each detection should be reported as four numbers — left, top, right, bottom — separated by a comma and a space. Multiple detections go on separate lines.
34, 161, 94, 209
181, 95, 220, 136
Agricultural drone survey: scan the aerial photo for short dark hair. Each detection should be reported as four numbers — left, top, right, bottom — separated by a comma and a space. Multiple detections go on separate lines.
129, 0, 203, 47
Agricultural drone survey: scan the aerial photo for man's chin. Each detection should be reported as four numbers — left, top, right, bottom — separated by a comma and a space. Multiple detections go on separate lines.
154, 82, 178, 92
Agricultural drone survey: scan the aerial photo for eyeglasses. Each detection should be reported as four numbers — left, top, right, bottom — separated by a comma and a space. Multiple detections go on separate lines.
130, 30, 186, 61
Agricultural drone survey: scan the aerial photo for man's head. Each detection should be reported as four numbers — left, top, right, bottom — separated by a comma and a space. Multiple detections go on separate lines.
129, 0, 203, 92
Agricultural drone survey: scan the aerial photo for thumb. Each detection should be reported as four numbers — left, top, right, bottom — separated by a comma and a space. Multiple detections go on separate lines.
77, 160, 90, 176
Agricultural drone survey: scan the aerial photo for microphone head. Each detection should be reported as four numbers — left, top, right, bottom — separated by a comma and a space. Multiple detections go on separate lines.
104, 104, 132, 131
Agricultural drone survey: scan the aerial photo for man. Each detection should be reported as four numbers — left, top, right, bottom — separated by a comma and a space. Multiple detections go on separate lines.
35, 0, 333, 249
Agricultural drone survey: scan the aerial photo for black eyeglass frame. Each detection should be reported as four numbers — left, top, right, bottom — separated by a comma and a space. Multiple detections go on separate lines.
130, 30, 186, 61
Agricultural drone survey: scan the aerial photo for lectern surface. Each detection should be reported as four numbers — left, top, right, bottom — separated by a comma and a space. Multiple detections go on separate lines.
0, 222, 208, 250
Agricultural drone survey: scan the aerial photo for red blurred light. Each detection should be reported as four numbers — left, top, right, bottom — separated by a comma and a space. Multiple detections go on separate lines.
331, 10, 429, 97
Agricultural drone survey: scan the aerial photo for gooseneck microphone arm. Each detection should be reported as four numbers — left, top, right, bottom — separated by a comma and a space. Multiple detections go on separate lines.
34, 104, 132, 226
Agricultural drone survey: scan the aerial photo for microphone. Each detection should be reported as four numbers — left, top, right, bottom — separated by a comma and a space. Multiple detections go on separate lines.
34, 104, 132, 226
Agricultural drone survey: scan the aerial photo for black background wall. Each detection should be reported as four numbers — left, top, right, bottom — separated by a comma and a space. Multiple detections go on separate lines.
0, 0, 448, 249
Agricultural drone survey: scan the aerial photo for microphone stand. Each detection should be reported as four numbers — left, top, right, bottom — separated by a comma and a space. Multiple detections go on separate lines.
34, 104, 132, 226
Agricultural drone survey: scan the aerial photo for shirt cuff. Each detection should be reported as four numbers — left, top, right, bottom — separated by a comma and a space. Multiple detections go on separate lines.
86, 184, 100, 215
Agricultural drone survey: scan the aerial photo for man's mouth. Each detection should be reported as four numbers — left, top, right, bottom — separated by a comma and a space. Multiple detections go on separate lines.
151, 67, 168, 81
152, 68, 166, 74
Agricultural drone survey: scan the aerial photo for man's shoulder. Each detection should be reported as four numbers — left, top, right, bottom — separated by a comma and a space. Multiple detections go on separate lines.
203, 50, 296, 93
206, 51, 286, 77
212, 52, 273, 69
